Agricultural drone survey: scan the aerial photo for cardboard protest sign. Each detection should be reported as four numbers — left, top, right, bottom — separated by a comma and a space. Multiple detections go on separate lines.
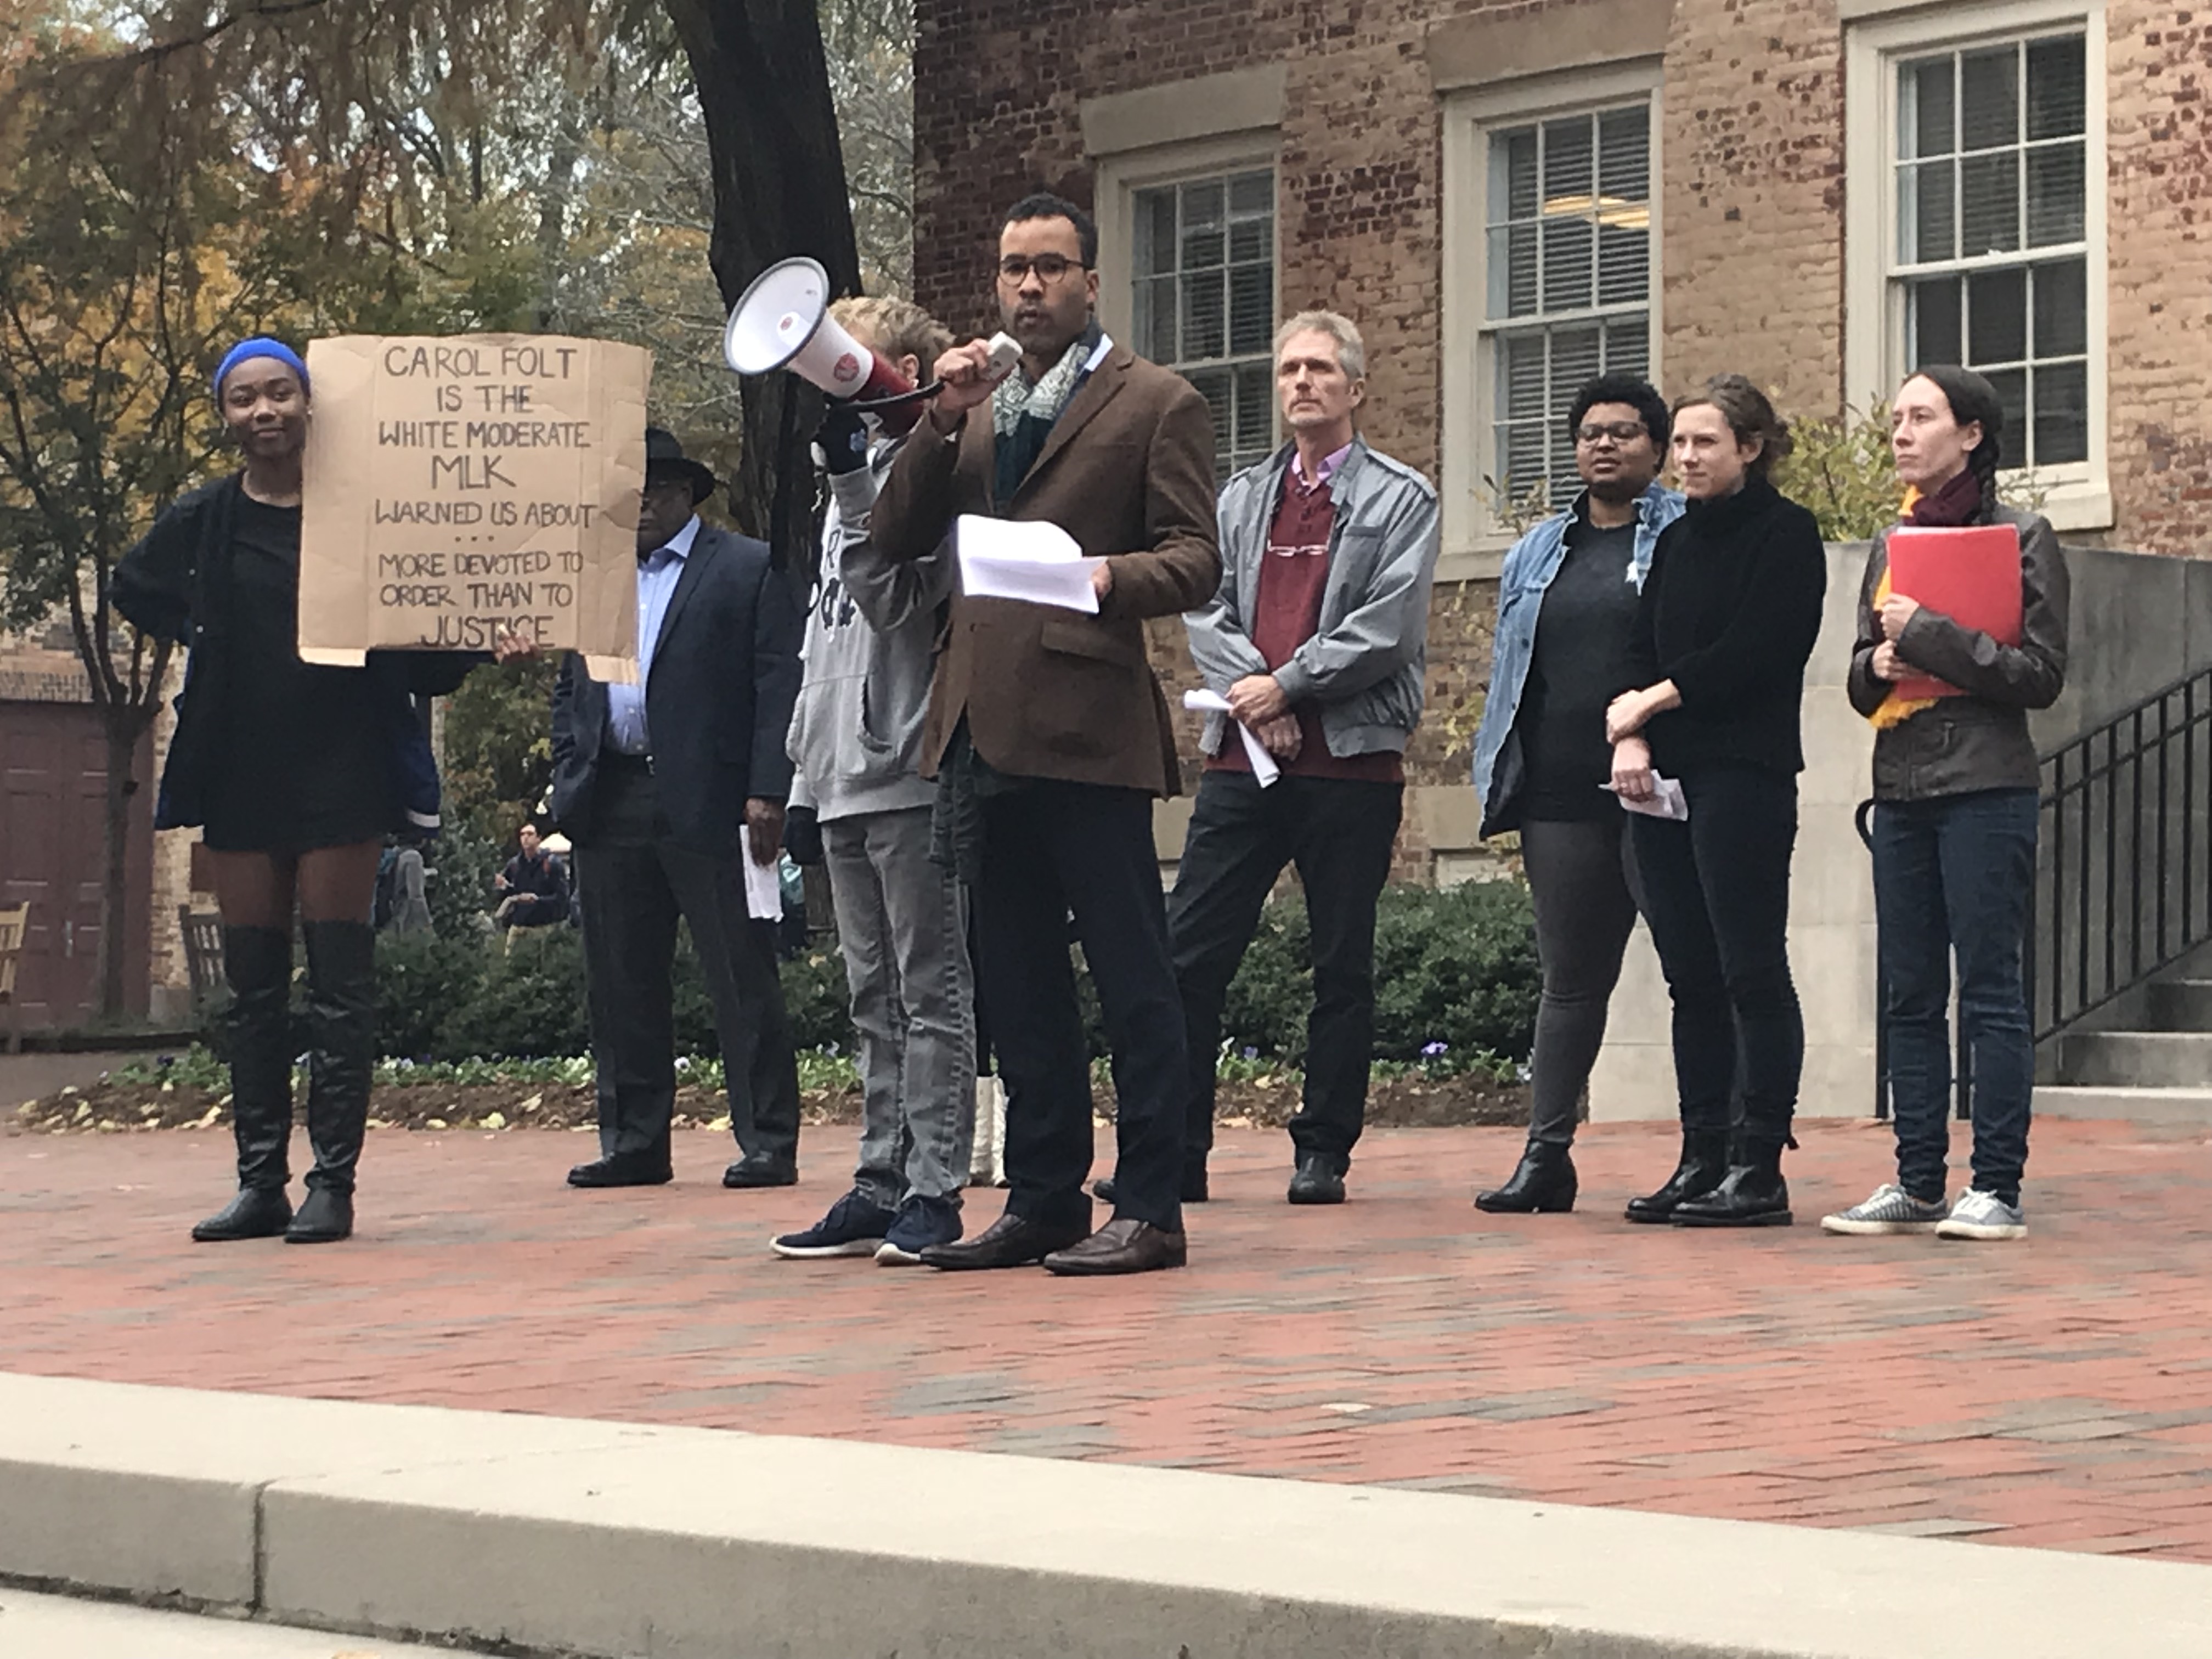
298, 334, 650, 681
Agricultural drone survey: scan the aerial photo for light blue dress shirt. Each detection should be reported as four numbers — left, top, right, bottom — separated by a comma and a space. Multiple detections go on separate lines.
604, 514, 700, 755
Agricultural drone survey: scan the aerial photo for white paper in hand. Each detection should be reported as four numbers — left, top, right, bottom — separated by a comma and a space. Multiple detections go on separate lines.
1183, 689, 1282, 786
743, 849, 783, 921
1604, 774, 1689, 821
956, 515, 1103, 614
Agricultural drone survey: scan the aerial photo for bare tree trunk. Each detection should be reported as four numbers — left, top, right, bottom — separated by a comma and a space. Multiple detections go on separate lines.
659, 0, 864, 577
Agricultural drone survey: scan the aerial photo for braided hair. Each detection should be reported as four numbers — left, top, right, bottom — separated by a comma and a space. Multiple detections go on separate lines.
1906, 364, 2005, 523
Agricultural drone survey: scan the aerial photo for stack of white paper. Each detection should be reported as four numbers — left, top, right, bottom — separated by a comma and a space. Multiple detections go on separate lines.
1604, 774, 1689, 821
744, 849, 783, 921
1184, 689, 1282, 786
956, 515, 1104, 614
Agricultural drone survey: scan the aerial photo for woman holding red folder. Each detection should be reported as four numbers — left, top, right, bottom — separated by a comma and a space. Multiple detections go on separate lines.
1829, 367, 2068, 1243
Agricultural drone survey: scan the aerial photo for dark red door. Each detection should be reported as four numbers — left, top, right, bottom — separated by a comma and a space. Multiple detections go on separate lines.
0, 700, 152, 1026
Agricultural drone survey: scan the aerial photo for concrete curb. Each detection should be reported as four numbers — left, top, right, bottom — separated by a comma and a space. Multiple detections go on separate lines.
4, 1371, 2206, 1658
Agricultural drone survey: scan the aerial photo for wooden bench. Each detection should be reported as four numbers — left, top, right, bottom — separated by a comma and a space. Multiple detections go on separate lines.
178, 906, 227, 1007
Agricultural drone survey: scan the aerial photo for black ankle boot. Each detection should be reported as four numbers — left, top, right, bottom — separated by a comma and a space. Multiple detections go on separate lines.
1475, 1143, 1577, 1213
193, 926, 296, 1243
1624, 1129, 1730, 1224
1673, 1142, 1792, 1227
288, 920, 375, 1243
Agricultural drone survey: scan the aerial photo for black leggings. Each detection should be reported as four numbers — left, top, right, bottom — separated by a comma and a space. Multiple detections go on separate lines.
1519, 816, 1641, 1149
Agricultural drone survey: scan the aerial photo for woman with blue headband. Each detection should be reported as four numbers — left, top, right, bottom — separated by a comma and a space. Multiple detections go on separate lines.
114, 338, 492, 1245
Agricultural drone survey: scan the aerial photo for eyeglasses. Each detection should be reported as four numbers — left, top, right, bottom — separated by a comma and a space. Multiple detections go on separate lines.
1576, 422, 1649, 445
997, 253, 1087, 284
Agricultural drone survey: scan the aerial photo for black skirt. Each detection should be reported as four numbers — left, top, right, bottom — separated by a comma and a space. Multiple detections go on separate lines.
199, 498, 397, 854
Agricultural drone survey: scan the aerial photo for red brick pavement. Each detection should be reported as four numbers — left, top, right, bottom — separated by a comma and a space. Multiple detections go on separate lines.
4, 1117, 2211, 1562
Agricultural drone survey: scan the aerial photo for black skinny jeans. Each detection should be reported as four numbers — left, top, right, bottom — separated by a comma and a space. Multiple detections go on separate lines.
1520, 815, 1642, 1149
1628, 765, 1804, 1155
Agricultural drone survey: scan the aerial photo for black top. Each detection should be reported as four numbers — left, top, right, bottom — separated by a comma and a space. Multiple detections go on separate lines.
1624, 474, 1827, 777
500, 849, 569, 903
1517, 511, 1642, 820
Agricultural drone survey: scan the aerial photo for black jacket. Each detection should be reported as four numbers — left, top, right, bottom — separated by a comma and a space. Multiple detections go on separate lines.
112, 473, 474, 833
549, 524, 802, 856
1624, 473, 1828, 777
1846, 504, 2068, 801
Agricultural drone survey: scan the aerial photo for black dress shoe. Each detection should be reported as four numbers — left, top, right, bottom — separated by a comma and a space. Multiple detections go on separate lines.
1672, 1163, 1793, 1227
1474, 1145, 1577, 1214
723, 1152, 799, 1189
568, 1154, 675, 1189
1043, 1217, 1187, 1276
284, 1186, 354, 1243
1624, 1131, 1730, 1223
1286, 1152, 1345, 1205
919, 1211, 1089, 1270
1091, 1170, 1209, 1206
192, 1186, 292, 1243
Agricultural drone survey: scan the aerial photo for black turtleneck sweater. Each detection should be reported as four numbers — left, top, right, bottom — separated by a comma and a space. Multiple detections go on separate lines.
1623, 473, 1827, 777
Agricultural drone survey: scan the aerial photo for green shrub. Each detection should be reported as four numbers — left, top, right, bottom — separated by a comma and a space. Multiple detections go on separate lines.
436, 928, 592, 1059
374, 932, 487, 1060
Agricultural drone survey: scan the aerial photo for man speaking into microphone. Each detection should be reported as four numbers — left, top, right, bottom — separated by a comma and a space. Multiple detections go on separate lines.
870, 191, 1220, 1276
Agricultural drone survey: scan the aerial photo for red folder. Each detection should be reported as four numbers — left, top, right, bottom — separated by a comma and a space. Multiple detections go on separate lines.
1885, 524, 2024, 702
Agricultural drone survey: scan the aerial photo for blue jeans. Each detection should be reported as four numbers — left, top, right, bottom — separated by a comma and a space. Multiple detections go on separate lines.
1871, 788, 2038, 1206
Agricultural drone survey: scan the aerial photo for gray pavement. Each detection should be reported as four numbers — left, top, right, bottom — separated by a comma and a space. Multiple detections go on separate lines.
0, 1588, 494, 1659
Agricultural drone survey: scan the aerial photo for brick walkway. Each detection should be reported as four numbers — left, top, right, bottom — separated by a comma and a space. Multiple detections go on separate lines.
4, 1116, 2210, 1562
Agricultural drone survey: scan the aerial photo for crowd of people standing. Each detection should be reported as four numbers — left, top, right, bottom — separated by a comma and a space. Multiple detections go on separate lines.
118, 185, 2065, 1265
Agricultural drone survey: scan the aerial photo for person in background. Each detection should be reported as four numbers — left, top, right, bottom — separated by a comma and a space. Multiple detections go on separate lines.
114, 338, 509, 1245
1825, 366, 2067, 1243
771, 295, 978, 1268
1133, 309, 1437, 1209
1470, 375, 1683, 1215
550, 430, 804, 1193
493, 822, 569, 930
1605, 375, 1826, 1228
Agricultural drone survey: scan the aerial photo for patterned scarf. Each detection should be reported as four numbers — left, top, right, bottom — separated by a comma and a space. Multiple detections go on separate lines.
992, 325, 1097, 438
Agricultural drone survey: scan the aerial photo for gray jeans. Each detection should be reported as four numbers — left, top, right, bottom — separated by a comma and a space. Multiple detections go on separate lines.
824, 806, 977, 1206
1521, 815, 1643, 1149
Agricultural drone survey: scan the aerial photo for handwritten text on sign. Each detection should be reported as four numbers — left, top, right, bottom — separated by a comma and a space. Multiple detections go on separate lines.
298, 334, 649, 672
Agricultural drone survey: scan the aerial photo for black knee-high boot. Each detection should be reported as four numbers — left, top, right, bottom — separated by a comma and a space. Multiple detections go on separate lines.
192, 926, 296, 1242
287, 919, 376, 1243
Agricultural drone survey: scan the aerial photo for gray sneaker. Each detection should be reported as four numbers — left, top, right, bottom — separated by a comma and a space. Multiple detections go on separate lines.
1936, 1189, 2027, 1241
1820, 1183, 1948, 1235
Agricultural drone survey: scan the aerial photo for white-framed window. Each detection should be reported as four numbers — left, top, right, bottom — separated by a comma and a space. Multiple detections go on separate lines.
1094, 133, 1280, 482
1441, 64, 1662, 566
1846, 0, 2108, 528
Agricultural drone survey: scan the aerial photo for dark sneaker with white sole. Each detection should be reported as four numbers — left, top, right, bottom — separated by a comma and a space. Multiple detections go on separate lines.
1935, 1189, 2027, 1241
876, 1193, 963, 1264
771, 1190, 896, 1259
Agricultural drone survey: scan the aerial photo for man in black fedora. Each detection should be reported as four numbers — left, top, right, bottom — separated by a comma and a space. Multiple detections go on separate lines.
550, 428, 805, 1190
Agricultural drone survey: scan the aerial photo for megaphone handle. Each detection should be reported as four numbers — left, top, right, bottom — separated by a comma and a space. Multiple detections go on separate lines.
845, 381, 944, 414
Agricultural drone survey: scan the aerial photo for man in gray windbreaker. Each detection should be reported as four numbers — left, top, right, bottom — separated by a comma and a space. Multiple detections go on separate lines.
770, 296, 977, 1266
1099, 309, 1440, 1210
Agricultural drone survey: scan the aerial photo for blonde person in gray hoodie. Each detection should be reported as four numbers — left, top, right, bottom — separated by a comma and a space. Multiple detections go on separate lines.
771, 296, 979, 1266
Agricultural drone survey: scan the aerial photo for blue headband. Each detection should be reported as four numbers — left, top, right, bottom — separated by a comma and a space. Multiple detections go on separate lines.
215, 338, 309, 398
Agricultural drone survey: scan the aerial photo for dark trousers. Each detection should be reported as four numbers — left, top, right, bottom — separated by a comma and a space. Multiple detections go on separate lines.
1629, 766, 1803, 1153
1520, 815, 1643, 1149
974, 781, 1188, 1232
1871, 788, 2038, 1205
1167, 771, 1403, 1171
574, 762, 800, 1166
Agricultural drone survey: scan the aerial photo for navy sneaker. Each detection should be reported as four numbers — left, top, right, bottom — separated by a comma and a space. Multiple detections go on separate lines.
770, 1190, 897, 1259
876, 1193, 963, 1265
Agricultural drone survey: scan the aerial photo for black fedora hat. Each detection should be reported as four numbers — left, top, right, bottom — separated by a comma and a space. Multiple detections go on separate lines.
644, 427, 718, 504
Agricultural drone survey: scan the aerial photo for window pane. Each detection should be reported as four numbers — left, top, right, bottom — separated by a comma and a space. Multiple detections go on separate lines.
1182, 223, 1225, 270
1960, 46, 2019, 150
1604, 315, 1649, 379
1492, 127, 1538, 223
1960, 151, 2021, 254
1135, 189, 1177, 278
2032, 257, 2088, 357
1597, 222, 1647, 305
1900, 160, 1956, 263
1542, 115, 1594, 205
1907, 275, 1962, 368
1182, 268, 1226, 359
1229, 170, 1273, 215
1982, 366, 2029, 456
1183, 179, 1224, 229
2033, 360, 2089, 466
1489, 223, 1538, 318
1968, 268, 2028, 364
2026, 36, 2086, 140
1232, 360, 1274, 472
1548, 327, 1603, 486
1900, 56, 1955, 159
1499, 421, 1547, 493
1499, 334, 1547, 425
1598, 105, 1649, 200
1227, 263, 1272, 356
1541, 217, 1594, 311
2027, 143, 2086, 245
1134, 275, 1176, 362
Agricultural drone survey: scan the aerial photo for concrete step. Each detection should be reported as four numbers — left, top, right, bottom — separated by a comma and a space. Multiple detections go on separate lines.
2147, 978, 2212, 1031
2056, 1029, 2212, 1088
2035, 1085, 2212, 1125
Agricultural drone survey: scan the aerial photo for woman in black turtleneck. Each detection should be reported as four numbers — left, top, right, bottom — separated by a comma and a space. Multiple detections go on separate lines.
1603, 374, 1826, 1228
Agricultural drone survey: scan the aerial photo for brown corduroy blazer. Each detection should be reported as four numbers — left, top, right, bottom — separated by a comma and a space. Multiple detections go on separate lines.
870, 340, 1222, 798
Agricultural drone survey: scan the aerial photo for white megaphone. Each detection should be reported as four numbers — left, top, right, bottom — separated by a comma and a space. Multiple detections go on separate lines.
725, 256, 930, 435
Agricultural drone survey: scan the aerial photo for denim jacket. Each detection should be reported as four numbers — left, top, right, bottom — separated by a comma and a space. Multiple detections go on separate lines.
1470, 482, 1685, 835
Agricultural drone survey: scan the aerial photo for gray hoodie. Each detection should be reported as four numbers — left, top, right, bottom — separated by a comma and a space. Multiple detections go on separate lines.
786, 443, 953, 823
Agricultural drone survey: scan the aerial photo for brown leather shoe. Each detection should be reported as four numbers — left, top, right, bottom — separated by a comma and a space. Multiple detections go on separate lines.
1042, 1217, 1187, 1276
918, 1210, 1088, 1271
